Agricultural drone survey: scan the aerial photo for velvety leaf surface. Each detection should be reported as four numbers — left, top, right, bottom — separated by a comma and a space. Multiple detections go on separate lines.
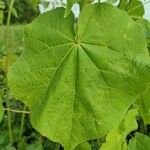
8, 3, 150, 150
128, 133, 150, 150
101, 109, 138, 150
118, 0, 144, 18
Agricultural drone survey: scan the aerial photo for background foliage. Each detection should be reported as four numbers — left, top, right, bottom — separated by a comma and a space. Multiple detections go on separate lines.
0, 0, 150, 150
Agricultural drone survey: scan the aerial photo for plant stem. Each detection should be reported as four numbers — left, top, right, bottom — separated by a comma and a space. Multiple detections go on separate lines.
4, 108, 30, 114
55, 143, 60, 150
5, 91, 13, 144
19, 105, 26, 139
5, 0, 15, 144
6, 0, 14, 29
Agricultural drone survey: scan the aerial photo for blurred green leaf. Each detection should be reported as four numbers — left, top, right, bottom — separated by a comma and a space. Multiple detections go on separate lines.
101, 109, 138, 150
106, 0, 118, 4
27, 142, 42, 150
27, 0, 40, 11
0, 10, 3, 24
65, 0, 81, 17
137, 19, 150, 54
118, 0, 128, 9
128, 133, 150, 150
11, 7, 18, 18
18, 138, 27, 150
135, 86, 150, 125
0, 0, 5, 9
5, 145, 16, 150
0, 0, 5, 24
75, 142, 91, 150
118, 0, 144, 18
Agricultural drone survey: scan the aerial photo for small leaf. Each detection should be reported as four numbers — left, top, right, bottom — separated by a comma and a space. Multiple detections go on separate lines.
118, 0, 128, 9
11, 7, 18, 18
101, 109, 138, 150
118, 0, 144, 18
27, 142, 42, 150
75, 142, 91, 150
128, 133, 150, 150
65, 0, 81, 17
27, 0, 40, 10
0, 0, 5, 9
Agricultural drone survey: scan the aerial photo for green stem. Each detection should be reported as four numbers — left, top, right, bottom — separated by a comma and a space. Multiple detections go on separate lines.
19, 105, 26, 139
5, 0, 15, 144
4, 108, 30, 114
6, 90, 13, 144
55, 143, 60, 150
6, 0, 14, 29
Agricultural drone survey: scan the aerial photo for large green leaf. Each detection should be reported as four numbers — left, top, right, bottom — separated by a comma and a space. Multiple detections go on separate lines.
118, 0, 144, 18
8, 3, 150, 150
128, 133, 150, 150
101, 109, 138, 150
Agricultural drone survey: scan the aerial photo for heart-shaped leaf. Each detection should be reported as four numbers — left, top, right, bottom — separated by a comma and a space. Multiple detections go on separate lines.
8, 3, 150, 150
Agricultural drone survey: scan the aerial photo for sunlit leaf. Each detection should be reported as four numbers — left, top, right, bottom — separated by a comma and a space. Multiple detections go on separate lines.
128, 133, 150, 150
8, 3, 150, 150
101, 109, 138, 150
